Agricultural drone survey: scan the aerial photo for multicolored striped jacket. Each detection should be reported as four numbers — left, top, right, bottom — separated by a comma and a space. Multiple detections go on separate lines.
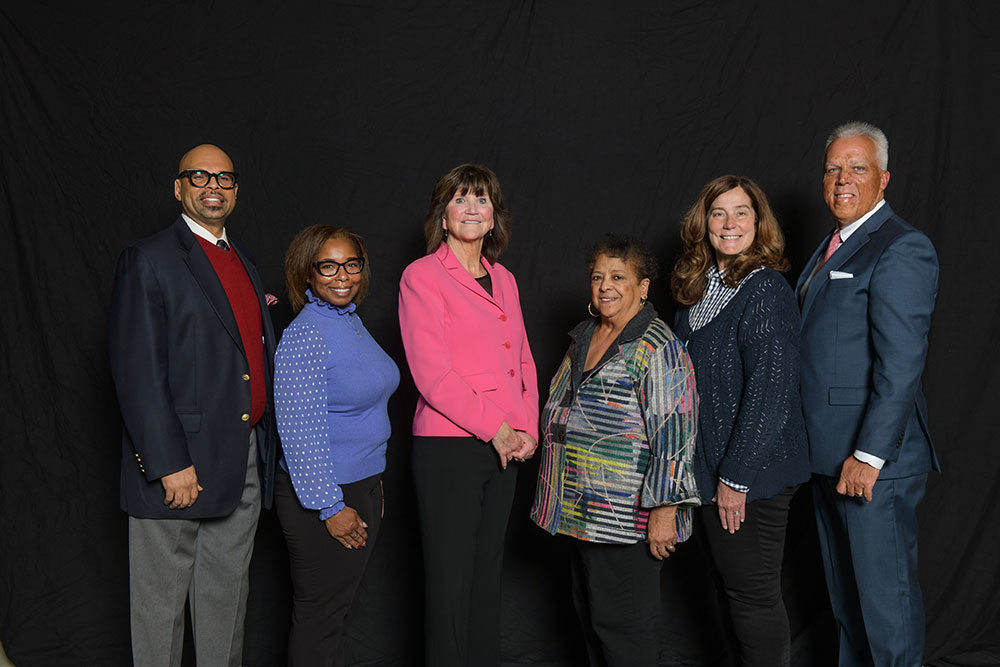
531, 305, 700, 544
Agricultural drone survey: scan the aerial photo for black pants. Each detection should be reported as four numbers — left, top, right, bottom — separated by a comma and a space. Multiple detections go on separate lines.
697, 485, 798, 667
412, 436, 517, 667
570, 538, 664, 667
274, 468, 383, 667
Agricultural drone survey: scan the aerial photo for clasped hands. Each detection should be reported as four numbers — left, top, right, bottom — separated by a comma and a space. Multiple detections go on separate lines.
491, 421, 537, 469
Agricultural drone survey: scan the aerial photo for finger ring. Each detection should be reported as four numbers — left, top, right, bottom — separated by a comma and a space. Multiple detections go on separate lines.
855, 492, 864, 497
733, 511, 740, 516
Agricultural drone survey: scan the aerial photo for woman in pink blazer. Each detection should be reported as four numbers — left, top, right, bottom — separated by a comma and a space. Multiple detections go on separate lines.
398, 164, 539, 667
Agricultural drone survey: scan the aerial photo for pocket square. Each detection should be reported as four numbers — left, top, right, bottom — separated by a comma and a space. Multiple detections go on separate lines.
829, 271, 853, 280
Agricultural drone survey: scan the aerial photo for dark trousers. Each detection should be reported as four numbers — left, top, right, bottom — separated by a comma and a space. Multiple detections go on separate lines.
412, 436, 517, 667
274, 468, 383, 667
569, 539, 663, 667
812, 474, 927, 667
697, 485, 798, 667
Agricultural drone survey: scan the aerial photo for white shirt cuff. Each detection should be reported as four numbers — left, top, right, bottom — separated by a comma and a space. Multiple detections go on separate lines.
853, 450, 885, 470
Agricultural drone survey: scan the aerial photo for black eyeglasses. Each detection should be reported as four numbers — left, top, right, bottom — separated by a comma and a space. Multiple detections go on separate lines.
176, 170, 239, 189
312, 258, 365, 276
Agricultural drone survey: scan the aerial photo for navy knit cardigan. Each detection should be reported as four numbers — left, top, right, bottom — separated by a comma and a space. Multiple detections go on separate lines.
674, 269, 810, 504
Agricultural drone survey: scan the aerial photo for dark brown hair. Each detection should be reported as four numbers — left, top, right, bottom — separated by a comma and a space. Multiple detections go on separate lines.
586, 233, 659, 282
670, 175, 789, 306
284, 225, 371, 314
423, 164, 511, 264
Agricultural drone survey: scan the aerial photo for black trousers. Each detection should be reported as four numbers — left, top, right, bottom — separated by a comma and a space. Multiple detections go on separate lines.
696, 485, 798, 667
274, 468, 383, 667
569, 538, 664, 667
412, 436, 517, 667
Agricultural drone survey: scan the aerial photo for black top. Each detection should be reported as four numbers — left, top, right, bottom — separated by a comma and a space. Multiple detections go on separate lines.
475, 272, 493, 297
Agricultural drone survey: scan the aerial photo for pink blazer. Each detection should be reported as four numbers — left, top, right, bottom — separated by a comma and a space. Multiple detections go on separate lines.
398, 243, 539, 442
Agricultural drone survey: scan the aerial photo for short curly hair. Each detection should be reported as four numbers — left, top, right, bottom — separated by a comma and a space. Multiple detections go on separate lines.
585, 233, 659, 282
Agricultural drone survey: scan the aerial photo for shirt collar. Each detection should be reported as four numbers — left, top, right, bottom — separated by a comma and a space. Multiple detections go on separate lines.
565, 302, 658, 395
707, 264, 724, 283
182, 213, 229, 247
838, 199, 886, 243
568, 301, 658, 346
305, 288, 356, 315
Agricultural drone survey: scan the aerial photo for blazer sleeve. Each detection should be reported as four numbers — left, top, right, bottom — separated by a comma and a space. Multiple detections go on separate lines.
856, 231, 938, 460
511, 276, 540, 440
273, 321, 344, 519
398, 262, 508, 442
108, 245, 192, 480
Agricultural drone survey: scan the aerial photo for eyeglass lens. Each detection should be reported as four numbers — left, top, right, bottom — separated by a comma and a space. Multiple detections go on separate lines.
314, 259, 364, 276
179, 170, 238, 189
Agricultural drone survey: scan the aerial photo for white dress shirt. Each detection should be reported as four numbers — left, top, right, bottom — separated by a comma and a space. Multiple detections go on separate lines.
182, 213, 230, 247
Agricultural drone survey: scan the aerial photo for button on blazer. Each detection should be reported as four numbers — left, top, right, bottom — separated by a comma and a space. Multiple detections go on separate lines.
109, 217, 277, 519
398, 243, 539, 443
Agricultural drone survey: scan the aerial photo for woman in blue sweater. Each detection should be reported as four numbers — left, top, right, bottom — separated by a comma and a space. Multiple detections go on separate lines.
671, 176, 810, 667
273, 225, 400, 666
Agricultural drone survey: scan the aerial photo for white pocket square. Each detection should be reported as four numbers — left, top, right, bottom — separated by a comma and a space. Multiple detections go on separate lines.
829, 271, 853, 280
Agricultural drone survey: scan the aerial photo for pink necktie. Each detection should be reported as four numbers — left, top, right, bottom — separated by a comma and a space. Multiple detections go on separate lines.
812, 230, 842, 276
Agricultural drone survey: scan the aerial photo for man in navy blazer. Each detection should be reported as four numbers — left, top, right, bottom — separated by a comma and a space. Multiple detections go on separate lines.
109, 144, 276, 666
796, 122, 939, 667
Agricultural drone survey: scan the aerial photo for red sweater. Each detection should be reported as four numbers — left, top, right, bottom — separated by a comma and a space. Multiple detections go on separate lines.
198, 237, 267, 425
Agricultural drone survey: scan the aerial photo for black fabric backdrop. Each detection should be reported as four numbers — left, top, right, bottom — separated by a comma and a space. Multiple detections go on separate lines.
2, 2, 998, 665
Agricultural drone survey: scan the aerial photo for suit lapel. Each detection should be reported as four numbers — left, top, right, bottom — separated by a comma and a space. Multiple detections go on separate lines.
799, 203, 893, 322
436, 243, 502, 309
172, 218, 245, 355
797, 234, 830, 319
796, 235, 828, 289
233, 241, 277, 360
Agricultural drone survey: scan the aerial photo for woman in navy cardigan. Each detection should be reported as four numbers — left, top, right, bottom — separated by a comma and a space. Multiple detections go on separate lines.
273, 225, 400, 666
671, 175, 810, 667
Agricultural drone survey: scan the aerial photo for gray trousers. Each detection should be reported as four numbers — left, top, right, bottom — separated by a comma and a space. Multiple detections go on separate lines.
129, 431, 261, 667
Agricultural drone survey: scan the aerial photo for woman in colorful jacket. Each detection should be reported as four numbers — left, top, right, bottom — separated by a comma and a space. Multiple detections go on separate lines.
531, 233, 700, 667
